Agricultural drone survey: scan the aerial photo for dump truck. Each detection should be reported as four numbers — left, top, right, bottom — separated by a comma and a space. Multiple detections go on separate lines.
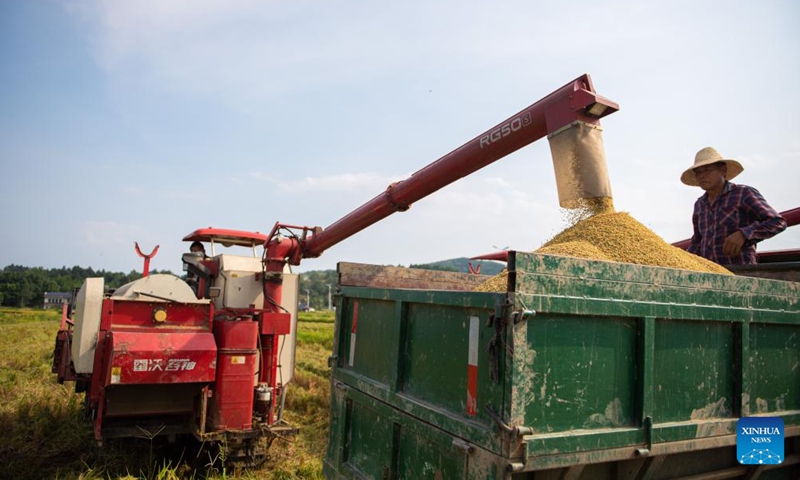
321, 217, 800, 478
323, 252, 799, 479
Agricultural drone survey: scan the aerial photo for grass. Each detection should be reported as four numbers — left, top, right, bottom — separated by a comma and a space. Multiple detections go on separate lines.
295, 311, 335, 323
0, 306, 64, 324
0, 308, 335, 479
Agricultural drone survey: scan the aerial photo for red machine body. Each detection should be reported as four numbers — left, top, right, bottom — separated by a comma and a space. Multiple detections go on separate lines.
52, 74, 620, 464
57, 280, 220, 440
53, 228, 301, 461
211, 319, 259, 431
107, 330, 217, 385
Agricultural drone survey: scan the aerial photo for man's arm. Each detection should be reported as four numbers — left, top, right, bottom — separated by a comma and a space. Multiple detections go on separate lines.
722, 231, 746, 256
739, 187, 787, 242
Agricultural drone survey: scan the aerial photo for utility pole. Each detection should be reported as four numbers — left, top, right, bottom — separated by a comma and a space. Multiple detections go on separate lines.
306, 289, 310, 309
327, 284, 332, 311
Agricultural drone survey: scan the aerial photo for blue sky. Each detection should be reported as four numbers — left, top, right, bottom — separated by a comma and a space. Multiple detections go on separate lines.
1, 0, 798, 274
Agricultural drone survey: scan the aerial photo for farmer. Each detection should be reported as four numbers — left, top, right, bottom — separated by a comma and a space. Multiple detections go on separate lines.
682, 147, 786, 265
189, 241, 208, 259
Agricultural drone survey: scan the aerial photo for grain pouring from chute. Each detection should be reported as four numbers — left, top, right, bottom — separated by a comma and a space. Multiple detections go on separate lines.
475, 119, 731, 292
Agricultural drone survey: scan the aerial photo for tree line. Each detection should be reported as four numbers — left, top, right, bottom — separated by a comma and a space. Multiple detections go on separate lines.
0, 257, 493, 310
0, 265, 173, 308
0, 263, 337, 310
298, 269, 338, 310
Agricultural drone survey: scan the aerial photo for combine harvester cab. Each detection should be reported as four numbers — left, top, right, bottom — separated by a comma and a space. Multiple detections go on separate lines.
52, 228, 299, 466
324, 254, 800, 479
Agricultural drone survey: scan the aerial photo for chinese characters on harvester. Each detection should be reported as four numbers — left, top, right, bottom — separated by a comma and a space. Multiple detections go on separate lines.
133, 358, 197, 372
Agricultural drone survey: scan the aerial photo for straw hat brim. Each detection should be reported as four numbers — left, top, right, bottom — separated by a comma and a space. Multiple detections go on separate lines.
681, 159, 744, 186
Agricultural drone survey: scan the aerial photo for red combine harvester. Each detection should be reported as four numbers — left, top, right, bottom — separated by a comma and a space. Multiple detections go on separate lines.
53, 228, 299, 464
52, 74, 620, 464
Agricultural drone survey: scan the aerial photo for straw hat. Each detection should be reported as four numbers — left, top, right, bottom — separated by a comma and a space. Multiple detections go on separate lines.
680, 147, 744, 186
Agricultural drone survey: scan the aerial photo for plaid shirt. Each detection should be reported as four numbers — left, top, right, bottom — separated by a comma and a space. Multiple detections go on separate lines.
689, 182, 786, 265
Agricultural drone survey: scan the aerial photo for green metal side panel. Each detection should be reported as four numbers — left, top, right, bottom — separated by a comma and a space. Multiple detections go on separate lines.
750, 323, 800, 413
519, 313, 637, 432
397, 428, 465, 480
509, 252, 800, 468
331, 289, 507, 456
402, 302, 503, 418
325, 379, 348, 475
512, 253, 799, 323
340, 298, 396, 387
652, 320, 734, 423
325, 380, 508, 479
348, 399, 395, 476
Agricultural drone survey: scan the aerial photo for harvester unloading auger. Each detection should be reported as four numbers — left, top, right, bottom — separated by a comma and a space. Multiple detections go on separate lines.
52, 74, 618, 465
260, 74, 617, 308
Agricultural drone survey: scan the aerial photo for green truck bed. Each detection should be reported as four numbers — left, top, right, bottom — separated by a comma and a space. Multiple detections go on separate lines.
324, 252, 799, 479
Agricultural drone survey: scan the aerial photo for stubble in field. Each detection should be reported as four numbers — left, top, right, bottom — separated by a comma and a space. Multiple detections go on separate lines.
0, 308, 335, 480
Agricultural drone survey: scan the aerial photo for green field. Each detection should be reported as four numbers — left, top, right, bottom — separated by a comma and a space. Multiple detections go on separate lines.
0, 307, 335, 480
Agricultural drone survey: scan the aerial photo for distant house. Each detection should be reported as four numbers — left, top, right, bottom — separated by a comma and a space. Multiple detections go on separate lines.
43, 291, 72, 309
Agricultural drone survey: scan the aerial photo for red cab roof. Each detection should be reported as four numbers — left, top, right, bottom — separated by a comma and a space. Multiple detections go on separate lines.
183, 228, 268, 247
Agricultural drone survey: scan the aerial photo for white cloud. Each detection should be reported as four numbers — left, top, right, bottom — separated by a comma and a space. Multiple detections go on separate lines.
66, 0, 665, 113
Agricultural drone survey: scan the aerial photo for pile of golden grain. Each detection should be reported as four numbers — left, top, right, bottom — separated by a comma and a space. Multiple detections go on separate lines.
475, 196, 730, 292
